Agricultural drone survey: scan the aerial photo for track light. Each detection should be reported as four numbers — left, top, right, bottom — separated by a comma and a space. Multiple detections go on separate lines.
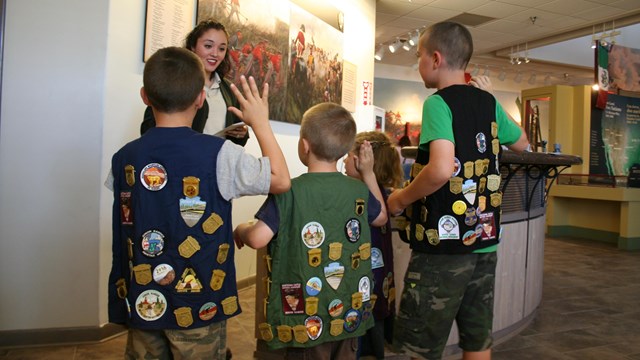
389, 38, 401, 53
470, 64, 479, 76
544, 73, 551, 86
483, 66, 490, 77
374, 45, 385, 61
514, 71, 522, 83
408, 30, 420, 47
528, 72, 537, 85
402, 36, 412, 51
498, 68, 506, 81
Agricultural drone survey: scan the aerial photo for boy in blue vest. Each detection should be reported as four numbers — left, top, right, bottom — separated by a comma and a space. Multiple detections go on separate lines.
387, 22, 528, 360
107, 46, 290, 359
234, 102, 387, 359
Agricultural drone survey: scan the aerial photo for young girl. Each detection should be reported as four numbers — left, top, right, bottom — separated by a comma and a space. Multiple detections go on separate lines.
344, 131, 404, 359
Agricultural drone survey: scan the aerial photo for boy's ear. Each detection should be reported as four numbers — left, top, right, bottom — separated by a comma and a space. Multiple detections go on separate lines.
432, 51, 443, 69
195, 89, 205, 109
301, 137, 311, 155
140, 87, 151, 106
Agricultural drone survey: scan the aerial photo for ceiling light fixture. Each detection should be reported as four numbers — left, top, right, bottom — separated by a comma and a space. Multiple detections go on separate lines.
374, 44, 385, 61
402, 35, 412, 51
544, 73, 551, 86
471, 64, 479, 76
388, 37, 401, 53
498, 68, 506, 81
408, 30, 420, 46
524, 43, 530, 63
483, 66, 490, 77
514, 71, 522, 83
528, 72, 537, 85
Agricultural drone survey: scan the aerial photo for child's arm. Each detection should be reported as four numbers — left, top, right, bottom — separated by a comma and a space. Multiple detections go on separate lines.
387, 139, 455, 216
356, 140, 387, 227
234, 220, 274, 249
227, 76, 291, 194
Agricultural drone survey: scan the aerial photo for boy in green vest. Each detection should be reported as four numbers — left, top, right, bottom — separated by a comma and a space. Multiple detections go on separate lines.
234, 102, 387, 359
387, 22, 529, 360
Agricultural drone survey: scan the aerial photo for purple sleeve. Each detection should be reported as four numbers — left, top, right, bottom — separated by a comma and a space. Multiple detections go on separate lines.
256, 194, 280, 235
367, 191, 382, 224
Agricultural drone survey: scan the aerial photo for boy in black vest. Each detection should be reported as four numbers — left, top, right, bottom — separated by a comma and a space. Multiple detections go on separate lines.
107, 47, 290, 359
234, 103, 387, 359
387, 22, 528, 360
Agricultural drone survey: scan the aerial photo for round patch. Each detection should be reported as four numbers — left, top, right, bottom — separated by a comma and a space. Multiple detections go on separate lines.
153, 263, 175, 285
452, 157, 461, 177
135, 289, 167, 321
199, 302, 218, 321
141, 230, 165, 257
476, 133, 487, 153
305, 316, 323, 340
343, 309, 361, 333
328, 299, 344, 318
462, 230, 477, 246
344, 218, 361, 243
465, 207, 478, 226
140, 163, 167, 191
452, 200, 467, 215
306, 277, 322, 296
301, 222, 325, 248
362, 301, 373, 322
475, 224, 484, 238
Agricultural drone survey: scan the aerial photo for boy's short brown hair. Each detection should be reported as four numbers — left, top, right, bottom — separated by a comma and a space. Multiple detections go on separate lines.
143, 47, 205, 113
421, 21, 473, 70
300, 103, 356, 162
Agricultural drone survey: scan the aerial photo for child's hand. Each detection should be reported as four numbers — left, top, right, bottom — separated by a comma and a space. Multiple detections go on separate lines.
356, 140, 374, 176
233, 227, 245, 249
469, 75, 493, 93
227, 76, 269, 129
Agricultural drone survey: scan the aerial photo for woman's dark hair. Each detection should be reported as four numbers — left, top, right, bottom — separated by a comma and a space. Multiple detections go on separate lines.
184, 19, 231, 79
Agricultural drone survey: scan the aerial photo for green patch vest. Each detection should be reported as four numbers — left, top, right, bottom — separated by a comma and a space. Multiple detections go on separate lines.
258, 172, 375, 349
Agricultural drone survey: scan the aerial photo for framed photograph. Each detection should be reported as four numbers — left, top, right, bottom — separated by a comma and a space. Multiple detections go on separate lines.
143, 0, 197, 62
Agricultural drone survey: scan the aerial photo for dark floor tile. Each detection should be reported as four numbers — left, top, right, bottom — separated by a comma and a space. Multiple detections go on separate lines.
563, 346, 631, 360
2, 346, 76, 360
492, 345, 569, 360
528, 328, 612, 353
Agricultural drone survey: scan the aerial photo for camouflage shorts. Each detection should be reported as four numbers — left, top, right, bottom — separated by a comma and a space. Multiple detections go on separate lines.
125, 320, 227, 360
392, 251, 497, 360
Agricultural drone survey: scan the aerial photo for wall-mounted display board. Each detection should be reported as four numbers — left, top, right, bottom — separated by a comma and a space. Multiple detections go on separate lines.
143, 0, 197, 62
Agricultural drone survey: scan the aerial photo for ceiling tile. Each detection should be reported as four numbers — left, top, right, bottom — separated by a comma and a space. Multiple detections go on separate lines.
493, 0, 555, 6
376, 0, 422, 15
574, 5, 630, 20
537, 0, 602, 15
376, 12, 400, 26
407, 6, 460, 22
608, 0, 640, 10
469, 2, 529, 18
428, 0, 492, 12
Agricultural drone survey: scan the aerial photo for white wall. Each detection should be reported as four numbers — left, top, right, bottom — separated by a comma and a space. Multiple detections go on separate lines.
0, 0, 110, 330
0, 0, 376, 331
375, 63, 523, 124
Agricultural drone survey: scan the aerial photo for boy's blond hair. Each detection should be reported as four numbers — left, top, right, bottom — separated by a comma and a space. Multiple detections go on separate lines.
143, 47, 205, 113
420, 21, 473, 70
300, 103, 356, 161
354, 131, 403, 188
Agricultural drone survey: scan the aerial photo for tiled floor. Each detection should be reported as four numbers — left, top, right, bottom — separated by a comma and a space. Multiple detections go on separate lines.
1, 237, 639, 359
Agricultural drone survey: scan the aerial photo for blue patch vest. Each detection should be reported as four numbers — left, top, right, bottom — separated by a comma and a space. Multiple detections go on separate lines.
108, 127, 239, 330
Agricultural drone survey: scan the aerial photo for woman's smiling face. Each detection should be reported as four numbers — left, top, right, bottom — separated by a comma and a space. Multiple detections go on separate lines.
191, 28, 228, 77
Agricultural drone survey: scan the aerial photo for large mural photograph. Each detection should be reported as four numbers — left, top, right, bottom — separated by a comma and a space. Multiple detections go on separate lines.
373, 78, 432, 145
285, 3, 344, 124
197, 0, 343, 124
198, 0, 290, 121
